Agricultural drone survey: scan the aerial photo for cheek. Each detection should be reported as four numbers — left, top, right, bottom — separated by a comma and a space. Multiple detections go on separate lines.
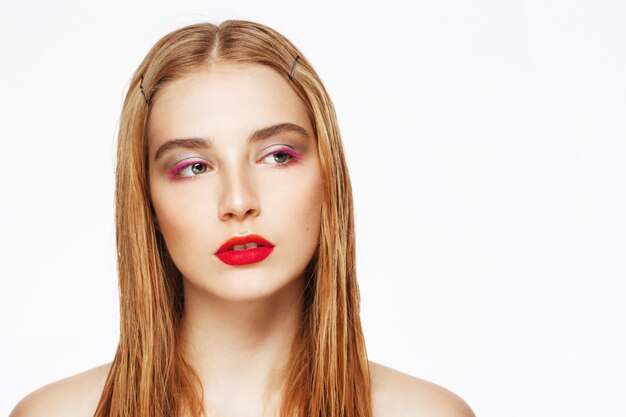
265, 168, 323, 239
301, 178, 323, 233
150, 181, 214, 256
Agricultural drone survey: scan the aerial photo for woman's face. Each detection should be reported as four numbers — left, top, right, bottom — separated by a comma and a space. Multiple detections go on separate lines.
147, 63, 323, 302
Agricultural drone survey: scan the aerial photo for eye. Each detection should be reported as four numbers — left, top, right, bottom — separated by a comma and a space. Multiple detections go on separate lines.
168, 159, 211, 179
259, 147, 302, 166
180, 162, 209, 176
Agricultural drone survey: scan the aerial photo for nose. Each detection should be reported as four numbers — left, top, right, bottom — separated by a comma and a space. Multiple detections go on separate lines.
218, 165, 260, 222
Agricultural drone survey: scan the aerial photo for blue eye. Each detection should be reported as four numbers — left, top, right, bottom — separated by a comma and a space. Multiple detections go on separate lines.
168, 159, 211, 179
262, 151, 291, 164
259, 147, 303, 166
180, 163, 208, 176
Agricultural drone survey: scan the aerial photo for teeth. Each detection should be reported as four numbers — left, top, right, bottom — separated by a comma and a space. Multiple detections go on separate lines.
231, 243, 260, 251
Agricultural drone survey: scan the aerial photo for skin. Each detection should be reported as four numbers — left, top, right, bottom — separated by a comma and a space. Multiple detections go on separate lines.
10, 63, 475, 417
149, 62, 323, 415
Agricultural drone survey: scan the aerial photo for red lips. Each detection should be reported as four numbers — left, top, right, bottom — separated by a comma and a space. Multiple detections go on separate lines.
214, 234, 275, 266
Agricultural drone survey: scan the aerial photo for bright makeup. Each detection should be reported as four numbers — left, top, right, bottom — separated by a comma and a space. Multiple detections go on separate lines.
259, 146, 303, 166
166, 147, 303, 180
167, 158, 209, 179
215, 234, 275, 266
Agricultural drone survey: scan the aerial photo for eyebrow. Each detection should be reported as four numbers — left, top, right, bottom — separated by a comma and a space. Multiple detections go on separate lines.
153, 122, 310, 161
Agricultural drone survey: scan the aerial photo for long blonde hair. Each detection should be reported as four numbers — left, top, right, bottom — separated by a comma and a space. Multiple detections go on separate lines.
95, 20, 371, 417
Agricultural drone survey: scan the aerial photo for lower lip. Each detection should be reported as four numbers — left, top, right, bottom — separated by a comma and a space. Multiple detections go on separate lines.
215, 246, 274, 266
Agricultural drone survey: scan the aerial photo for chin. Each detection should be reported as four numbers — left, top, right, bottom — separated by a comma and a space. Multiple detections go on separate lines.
183, 268, 306, 305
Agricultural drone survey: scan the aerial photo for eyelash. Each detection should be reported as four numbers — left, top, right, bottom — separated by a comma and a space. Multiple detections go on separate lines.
168, 159, 210, 179
167, 148, 302, 179
259, 147, 302, 167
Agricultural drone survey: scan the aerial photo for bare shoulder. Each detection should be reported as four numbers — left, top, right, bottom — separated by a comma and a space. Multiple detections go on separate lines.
10, 362, 112, 417
369, 361, 475, 417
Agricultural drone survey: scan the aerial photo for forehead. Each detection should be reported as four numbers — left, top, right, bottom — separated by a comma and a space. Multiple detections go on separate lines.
147, 63, 312, 149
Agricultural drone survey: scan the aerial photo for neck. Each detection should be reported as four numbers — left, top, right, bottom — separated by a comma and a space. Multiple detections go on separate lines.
180, 276, 305, 416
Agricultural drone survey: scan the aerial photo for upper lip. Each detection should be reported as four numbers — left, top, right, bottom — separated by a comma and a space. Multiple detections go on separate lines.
215, 234, 275, 254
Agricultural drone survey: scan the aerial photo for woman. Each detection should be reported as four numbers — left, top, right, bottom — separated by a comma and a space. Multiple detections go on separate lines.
11, 20, 474, 417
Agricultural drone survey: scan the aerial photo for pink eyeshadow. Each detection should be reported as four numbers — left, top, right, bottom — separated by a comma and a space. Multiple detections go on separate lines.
167, 159, 206, 179
273, 147, 303, 162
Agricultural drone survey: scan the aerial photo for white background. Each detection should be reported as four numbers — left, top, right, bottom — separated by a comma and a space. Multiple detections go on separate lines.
1, 1, 625, 416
